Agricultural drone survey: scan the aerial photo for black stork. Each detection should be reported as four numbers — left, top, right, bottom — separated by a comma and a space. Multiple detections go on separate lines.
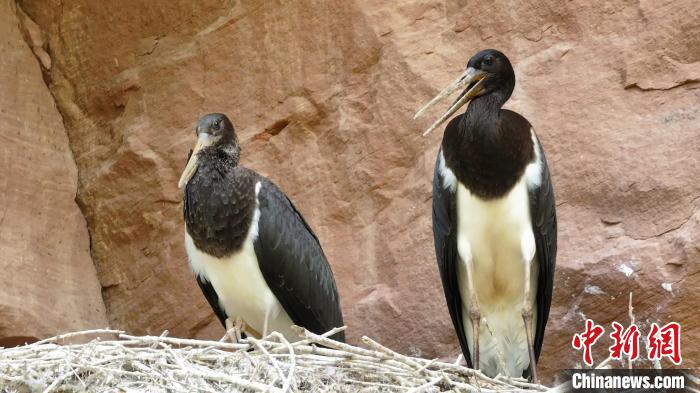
178, 113, 344, 342
415, 49, 557, 381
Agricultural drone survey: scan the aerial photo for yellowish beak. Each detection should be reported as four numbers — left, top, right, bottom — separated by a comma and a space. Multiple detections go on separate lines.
178, 133, 213, 189
414, 67, 487, 136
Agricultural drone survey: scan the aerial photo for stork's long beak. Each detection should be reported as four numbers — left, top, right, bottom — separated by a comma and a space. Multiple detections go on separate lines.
414, 67, 487, 136
178, 133, 213, 189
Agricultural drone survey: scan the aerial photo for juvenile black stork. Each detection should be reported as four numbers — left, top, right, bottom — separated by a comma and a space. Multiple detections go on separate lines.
415, 49, 557, 381
178, 113, 344, 342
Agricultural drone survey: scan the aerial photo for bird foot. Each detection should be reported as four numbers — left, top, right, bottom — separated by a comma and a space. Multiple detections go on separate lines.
224, 317, 245, 343
224, 318, 236, 343
233, 317, 245, 342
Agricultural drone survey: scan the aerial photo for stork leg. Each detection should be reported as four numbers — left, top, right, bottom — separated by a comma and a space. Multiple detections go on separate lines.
461, 250, 481, 370
522, 275, 538, 383
521, 233, 538, 383
262, 305, 271, 338
469, 299, 481, 371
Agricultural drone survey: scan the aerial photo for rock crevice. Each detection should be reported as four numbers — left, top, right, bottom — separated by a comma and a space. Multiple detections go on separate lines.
0, 0, 108, 341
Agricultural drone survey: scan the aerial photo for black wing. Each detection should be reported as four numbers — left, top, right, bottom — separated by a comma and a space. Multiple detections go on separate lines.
196, 275, 228, 326
254, 179, 345, 342
432, 149, 473, 366
529, 135, 557, 361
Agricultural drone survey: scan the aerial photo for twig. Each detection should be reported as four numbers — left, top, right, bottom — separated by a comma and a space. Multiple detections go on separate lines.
33, 329, 123, 346
406, 375, 442, 393
628, 292, 635, 369
271, 332, 296, 393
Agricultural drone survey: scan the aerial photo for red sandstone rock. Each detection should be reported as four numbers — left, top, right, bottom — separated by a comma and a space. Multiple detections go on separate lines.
0, 0, 107, 342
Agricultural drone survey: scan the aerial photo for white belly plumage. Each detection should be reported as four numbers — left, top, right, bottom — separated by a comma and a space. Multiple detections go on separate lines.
456, 178, 538, 377
185, 182, 297, 340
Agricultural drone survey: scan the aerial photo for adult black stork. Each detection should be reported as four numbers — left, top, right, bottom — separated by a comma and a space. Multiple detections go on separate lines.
415, 50, 557, 381
178, 113, 344, 342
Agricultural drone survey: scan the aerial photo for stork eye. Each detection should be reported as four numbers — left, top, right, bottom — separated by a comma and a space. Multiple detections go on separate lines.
483, 56, 494, 67
212, 121, 220, 131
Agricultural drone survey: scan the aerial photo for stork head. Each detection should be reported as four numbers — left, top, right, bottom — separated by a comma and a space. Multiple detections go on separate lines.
414, 49, 515, 136
178, 113, 240, 189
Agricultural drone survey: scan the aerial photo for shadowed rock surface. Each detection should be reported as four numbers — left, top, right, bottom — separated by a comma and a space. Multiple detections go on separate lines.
2, 0, 698, 380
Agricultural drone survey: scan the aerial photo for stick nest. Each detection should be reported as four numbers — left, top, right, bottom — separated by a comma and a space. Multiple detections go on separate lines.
0, 327, 548, 393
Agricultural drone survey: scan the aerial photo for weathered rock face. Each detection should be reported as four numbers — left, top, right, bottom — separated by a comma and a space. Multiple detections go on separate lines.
10, 0, 699, 379
0, 0, 107, 344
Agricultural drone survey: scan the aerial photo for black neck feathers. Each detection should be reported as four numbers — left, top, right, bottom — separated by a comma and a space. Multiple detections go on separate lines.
442, 96, 534, 200
184, 148, 257, 258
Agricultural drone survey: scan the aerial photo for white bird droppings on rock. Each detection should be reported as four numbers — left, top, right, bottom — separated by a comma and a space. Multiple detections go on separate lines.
616, 264, 634, 277
661, 283, 674, 295
584, 285, 606, 295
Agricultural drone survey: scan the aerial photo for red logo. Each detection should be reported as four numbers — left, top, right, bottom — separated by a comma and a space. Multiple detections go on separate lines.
609, 321, 640, 361
572, 319, 605, 366
572, 320, 682, 366
647, 322, 682, 365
